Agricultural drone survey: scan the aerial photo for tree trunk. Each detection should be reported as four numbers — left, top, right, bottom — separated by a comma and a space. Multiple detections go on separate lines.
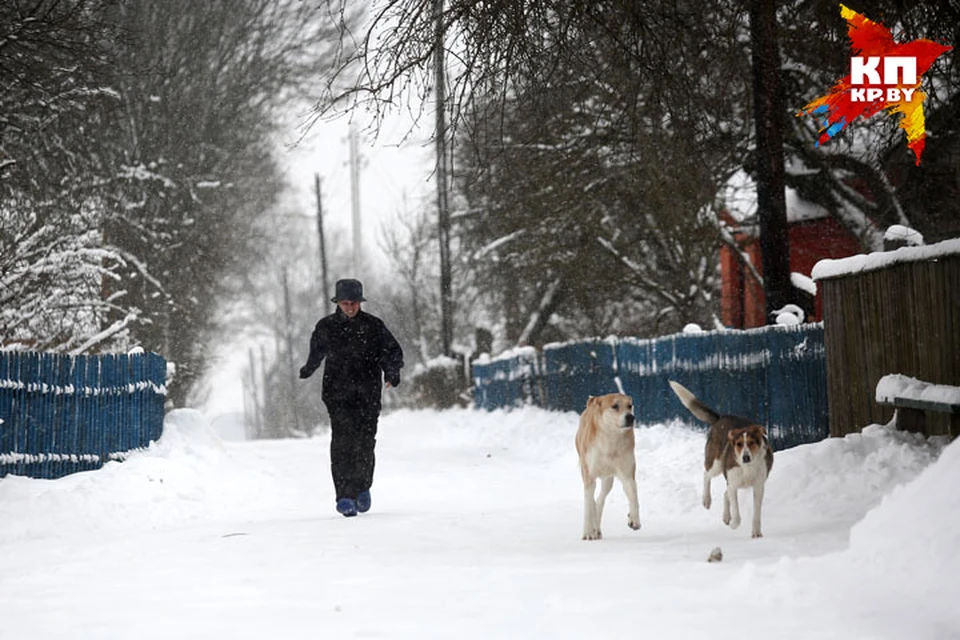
750, 0, 791, 319
517, 278, 563, 347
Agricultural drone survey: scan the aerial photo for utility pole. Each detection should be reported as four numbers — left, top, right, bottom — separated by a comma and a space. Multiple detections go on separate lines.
314, 173, 330, 303
281, 267, 301, 433
245, 347, 262, 439
349, 125, 363, 274
434, 0, 453, 357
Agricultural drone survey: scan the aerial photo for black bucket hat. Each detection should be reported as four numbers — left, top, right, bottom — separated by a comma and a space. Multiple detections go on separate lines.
331, 278, 366, 303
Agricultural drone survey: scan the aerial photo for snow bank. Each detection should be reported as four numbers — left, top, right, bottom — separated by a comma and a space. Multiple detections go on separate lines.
208, 411, 247, 441
0, 409, 283, 543
0, 405, 956, 639
720, 420, 954, 638
768, 422, 944, 522
828, 433, 960, 637
156, 408, 226, 454
848, 434, 960, 584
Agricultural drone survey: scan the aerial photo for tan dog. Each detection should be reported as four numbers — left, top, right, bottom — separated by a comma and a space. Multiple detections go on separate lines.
668, 381, 774, 538
575, 393, 641, 540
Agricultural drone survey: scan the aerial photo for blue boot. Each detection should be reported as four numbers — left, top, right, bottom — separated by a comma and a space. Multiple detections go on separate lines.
336, 498, 358, 517
357, 490, 371, 513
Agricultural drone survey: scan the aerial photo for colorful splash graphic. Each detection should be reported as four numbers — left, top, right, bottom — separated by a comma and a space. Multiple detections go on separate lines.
797, 4, 952, 165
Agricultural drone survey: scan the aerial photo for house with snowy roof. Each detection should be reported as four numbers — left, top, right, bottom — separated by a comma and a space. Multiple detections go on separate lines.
719, 173, 861, 329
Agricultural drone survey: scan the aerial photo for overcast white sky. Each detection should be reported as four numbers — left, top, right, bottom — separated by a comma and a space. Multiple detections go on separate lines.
281, 112, 436, 273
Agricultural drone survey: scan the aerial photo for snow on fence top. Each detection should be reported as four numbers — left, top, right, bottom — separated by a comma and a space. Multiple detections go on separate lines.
812, 237, 960, 281
876, 374, 960, 408
471, 345, 539, 366
0, 379, 166, 395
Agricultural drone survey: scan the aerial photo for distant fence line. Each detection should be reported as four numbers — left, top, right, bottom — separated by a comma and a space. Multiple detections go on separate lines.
472, 324, 829, 451
0, 351, 167, 479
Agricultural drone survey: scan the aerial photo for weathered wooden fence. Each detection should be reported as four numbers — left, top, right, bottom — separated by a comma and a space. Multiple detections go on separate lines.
0, 351, 167, 479
814, 239, 960, 438
472, 324, 829, 451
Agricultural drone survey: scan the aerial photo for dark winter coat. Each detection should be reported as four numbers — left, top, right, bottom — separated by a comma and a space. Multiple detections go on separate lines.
299, 308, 404, 411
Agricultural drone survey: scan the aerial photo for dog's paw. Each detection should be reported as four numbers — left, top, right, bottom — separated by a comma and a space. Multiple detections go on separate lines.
729, 516, 741, 530
703, 494, 712, 510
582, 530, 602, 541
627, 517, 641, 530
722, 512, 731, 525
751, 530, 763, 539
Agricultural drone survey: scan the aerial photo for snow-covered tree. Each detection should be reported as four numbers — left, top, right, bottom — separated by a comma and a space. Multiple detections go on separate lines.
1, 0, 142, 352
0, 208, 137, 352
318, 0, 959, 350
1, 0, 358, 407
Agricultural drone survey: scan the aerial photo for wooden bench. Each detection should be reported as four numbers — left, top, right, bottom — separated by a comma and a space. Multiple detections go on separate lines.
876, 374, 960, 437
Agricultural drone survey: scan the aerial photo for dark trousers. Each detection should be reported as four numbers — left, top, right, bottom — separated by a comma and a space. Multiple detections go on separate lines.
326, 403, 380, 501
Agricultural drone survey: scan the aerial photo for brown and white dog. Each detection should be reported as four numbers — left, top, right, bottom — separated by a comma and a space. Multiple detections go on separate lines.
668, 381, 774, 538
575, 393, 641, 540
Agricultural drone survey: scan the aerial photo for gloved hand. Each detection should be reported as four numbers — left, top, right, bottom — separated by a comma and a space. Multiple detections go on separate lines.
386, 374, 400, 388
299, 366, 310, 379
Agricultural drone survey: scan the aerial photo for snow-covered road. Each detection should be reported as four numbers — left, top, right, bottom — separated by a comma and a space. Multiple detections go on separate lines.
0, 407, 956, 639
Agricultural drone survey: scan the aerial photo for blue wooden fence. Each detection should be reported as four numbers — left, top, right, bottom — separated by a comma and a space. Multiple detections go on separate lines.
473, 324, 829, 451
0, 351, 168, 479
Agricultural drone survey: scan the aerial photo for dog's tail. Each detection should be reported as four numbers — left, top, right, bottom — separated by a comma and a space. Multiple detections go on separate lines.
668, 380, 721, 424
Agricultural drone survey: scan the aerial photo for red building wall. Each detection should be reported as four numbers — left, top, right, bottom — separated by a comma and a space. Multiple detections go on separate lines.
721, 217, 861, 328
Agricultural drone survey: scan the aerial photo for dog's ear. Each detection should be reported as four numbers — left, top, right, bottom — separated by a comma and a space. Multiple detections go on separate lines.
586, 395, 595, 408
744, 424, 766, 437
727, 428, 744, 442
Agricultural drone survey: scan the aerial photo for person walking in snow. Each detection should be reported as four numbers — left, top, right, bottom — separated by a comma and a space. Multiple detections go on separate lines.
299, 278, 404, 517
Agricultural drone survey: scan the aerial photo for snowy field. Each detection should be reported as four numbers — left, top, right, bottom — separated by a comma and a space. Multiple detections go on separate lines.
1, 406, 958, 639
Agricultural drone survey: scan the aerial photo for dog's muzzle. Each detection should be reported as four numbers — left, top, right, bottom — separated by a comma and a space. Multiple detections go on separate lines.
623, 414, 635, 428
